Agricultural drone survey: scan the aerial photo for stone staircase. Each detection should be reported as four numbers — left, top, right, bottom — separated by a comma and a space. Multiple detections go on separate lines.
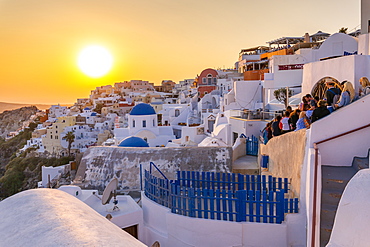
320, 151, 370, 246
232, 155, 259, 175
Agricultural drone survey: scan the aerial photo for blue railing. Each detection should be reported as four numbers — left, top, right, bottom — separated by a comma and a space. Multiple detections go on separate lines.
246, 135, 259, 156
144, 170, 299, 224
175, 171, 289, 193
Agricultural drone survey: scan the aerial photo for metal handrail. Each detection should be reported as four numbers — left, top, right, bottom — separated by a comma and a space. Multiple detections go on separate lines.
311, 123, 370, 247
149, 162, 169, 180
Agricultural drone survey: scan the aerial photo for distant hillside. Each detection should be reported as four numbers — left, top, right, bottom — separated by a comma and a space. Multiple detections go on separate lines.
0, 102, 51, 113
0, 106, 38, 139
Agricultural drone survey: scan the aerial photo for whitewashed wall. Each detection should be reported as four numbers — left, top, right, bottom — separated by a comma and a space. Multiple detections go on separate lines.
233, 80, 262, 110
313, 33, 358, 61
142, 193, 305, 247
229, 118, 267, 139
302, 55, 370, 97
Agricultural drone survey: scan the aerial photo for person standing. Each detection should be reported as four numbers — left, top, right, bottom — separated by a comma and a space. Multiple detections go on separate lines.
271, 115, 282, 137
298, 96, 308, 111
325, 78, 341, 107
289, 109, 301, 130
279, 111, 291, 134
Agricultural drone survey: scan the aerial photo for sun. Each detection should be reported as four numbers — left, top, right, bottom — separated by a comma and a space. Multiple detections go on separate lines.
77, 45, 113, 78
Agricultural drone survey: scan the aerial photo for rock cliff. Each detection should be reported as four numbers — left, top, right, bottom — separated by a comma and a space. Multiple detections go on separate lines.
75, 146, 232, 192
0, 106, 38, 138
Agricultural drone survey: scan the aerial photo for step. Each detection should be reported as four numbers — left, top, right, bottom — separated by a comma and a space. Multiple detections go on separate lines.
321, 166, 357, 181
320, 218, 336, 244
232, 155, 259, 175
321, 189, 343, 206
320, 226, 332, 247
352, 156, 369, 170
322, 177, 349, 191
320, 204, 337, 225
320, 165, 358, 247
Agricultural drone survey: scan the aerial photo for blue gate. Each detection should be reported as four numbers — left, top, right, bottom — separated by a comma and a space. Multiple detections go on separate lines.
246, 135, 259, 156
144, 170, 299, 224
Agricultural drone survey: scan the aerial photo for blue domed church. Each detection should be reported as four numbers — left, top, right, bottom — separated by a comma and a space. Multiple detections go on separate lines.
114, 103, 175, 147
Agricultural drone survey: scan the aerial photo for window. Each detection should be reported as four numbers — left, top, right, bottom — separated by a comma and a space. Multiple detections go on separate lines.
143, 120, 146, 128
175, 109, 180, 117
133, 120, 135, 127
153, 119, 155, 126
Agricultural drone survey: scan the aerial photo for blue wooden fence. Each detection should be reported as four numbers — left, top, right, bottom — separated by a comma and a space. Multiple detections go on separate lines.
144, 170, 299, 224
175, 171, 289, 193
246, 135, 259, 156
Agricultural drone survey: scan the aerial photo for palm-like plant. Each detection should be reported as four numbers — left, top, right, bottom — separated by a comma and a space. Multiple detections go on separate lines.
62, 131, 75, 157
339, 27, 348, 34
274, 88, 293, 108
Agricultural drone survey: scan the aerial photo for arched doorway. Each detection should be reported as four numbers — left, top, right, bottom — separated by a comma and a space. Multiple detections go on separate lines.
311, 77, 342, 100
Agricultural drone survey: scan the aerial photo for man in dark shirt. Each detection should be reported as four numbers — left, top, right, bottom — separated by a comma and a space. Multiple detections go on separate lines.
311, 100, 330, 123
325, 78, 341, 106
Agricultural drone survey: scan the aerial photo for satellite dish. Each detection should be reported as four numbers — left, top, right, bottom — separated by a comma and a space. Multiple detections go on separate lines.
102, 178, 118, 205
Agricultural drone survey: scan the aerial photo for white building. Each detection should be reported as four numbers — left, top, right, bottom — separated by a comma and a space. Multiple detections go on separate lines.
48, 104, 69, 121
114, 103, 175, 147
61, 125, 98, 153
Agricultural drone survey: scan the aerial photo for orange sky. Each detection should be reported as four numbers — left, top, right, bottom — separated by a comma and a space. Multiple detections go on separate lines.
0, 0, 360, 104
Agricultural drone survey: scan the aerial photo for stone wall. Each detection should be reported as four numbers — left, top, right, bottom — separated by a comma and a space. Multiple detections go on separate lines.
260, 129, 307, 196
76, 146, 232, 192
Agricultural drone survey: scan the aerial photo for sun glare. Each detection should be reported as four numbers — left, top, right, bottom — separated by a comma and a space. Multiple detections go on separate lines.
77, 45, 113, 78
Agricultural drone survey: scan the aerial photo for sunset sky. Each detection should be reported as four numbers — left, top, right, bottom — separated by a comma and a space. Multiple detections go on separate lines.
0, 0, 360, 104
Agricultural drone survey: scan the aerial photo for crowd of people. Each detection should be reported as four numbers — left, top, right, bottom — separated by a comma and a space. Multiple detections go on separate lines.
261, 77, 370, 144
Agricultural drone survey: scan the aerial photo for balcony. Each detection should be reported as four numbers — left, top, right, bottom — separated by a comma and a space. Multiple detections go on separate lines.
243, 69, 269, 81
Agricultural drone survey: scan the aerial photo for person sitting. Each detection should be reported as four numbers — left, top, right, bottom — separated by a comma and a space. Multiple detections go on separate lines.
325, 78, 341, 107
271, 115, 282, 137
359, 77, 370, 97
311, 100, 330, 123
305, 100, 317, 119
295, 111, 310, 131
279, 111, 291, 134
335, 81, 355, 109
305, 94, 316, 108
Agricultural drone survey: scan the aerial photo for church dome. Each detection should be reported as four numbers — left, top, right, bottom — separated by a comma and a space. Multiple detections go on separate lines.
118, 136, 149, 147
130, 103, 156, 115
